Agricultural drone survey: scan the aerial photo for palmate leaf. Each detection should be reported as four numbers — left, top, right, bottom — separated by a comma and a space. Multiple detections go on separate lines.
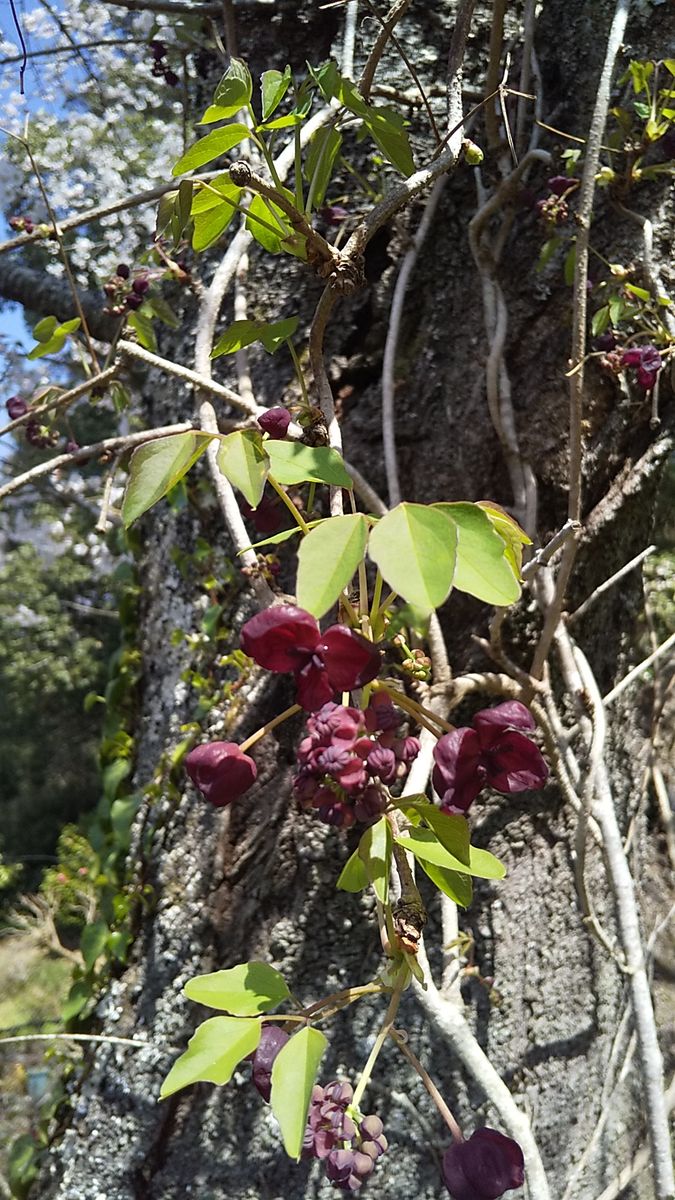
270, 1027, 328, 1159
160, 1016, 261, 1099
216, 429, 269, 507
433, 503, 521, 606
184, 961, 290, 1014
122, 432, 213, 525
476, 502, 531, 579
368, 502, 457, 617
394, 827, 505, 880
296, 513, 368, 617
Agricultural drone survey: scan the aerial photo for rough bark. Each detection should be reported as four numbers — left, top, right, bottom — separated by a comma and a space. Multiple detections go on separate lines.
20, 2, 674, 1199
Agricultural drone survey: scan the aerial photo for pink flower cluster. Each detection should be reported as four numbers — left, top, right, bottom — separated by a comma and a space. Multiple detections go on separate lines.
303, 1080, 388, 1192
294, 695, 420, 828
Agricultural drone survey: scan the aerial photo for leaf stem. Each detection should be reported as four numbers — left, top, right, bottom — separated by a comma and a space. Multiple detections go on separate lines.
239, 703, 302, 753
288, 339, 310, 406
351, 965, 409, 1110
267, 474, 310, 534
389, 1027, 464, 1142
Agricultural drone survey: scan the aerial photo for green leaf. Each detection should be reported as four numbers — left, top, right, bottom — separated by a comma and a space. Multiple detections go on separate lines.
81, 920, 109, 971
266, 442, 353, 487
8, 1135, 40, 1196
199, 103, 245, 124
536, 236, 560, 272
624, 282, 651, 301
336, 846, 369, 892
296, 514, 368, 617
122, 432, 214, 526
261, 66, 292, 121
358, 816, 392, 904
240, 525, 309, 553
214, 57, 252, 109
192, 198, 240, 252
270, 1026, 328, 1159
211, 316, 299, 358
563, 241, 577, 287
56, 317, 81, 335
259, 110, 307, 130
417, 857, 473, 906
395, 827, 505, 879
368, 503, 458, 617
664, 59, 675, 77
110, 793, 141, 845
245, 193, 290, 253
172, 123, 251, 176
102, 757, 131, 802
403, 800, 471, 864
184, 962, 290, 1014
362, 105, 415, 176
160, 1016, 261, 1099
27, 335, 66, 360
62, 979, 92, 1021
433, 503, 520, 606
305, 126, 343, 210
591, 304, 611, 337
216, 430, 269, 507
33, 315, 58, 341
476, 503, 531, 579
126, 309, 157, 352
146, 296, 181, 329
192, 175, 241, 214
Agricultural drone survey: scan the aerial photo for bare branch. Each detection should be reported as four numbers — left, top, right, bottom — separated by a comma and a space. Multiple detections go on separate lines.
602, 630, 675, 708
117, 338, 257, 417
358, 0, 412, 101
0, 365, 119, 439
568, 544, 657, 624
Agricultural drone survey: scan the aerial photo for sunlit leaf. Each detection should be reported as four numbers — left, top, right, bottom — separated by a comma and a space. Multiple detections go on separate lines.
184, 962, 290, 1014
211, 316, 299, 358
296, 514, 368, 617
216, 429, 269, 507
358, 816, 392, 904
172, 123, 251, 176
270, 1027, 328, 1159
261, 66, 292, 121
368, 503, 457, 617
160, 1016, 261, 1099
433, 503, 520, 606
266, 442, 353, 487
122, 432, 213, 525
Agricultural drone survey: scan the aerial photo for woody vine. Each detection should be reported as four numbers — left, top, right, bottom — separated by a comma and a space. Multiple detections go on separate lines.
1, 4, 674, 1200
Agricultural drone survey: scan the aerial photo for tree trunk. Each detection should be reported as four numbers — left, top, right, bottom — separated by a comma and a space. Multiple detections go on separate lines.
29, 3, 674, 1199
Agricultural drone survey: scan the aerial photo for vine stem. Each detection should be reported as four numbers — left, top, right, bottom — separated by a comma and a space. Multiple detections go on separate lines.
351, 966, 408, 1110
389, 1027, 464, 1142
239, 704, 302, 753
377, 682, 453, 733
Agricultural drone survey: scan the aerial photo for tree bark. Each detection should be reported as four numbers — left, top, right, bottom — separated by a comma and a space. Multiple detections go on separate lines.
19, 2, 675, 1199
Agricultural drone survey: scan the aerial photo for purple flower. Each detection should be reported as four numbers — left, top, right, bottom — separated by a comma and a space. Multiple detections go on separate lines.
620, 344, 662, 391
6, 396, 27, 419
185, 741, 257, 807
249, 1025, 289, 1102
240, 605, 380, 711
442, 1128, 525, 1200
258, 406, 291, 439
433, 702, 548, 813
548, 174, 578, 196
240, 492, 283, 533
366, 744, 398, 783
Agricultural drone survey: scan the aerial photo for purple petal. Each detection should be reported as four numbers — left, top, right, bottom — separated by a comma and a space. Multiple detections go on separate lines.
319, 625, 381, 691
295, 658, 336, 711
473, 702, 536, 750
258, 406, 291, 439
250, 1025, 289, 1102
442, 1128, 524, 1199
240, 605, 319, 672
185, 742, 257, 807
485, 731, 549, 793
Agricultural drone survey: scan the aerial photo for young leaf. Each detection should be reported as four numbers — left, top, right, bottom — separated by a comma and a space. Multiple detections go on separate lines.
296, 513, 368, 617
304, 126, 343, 210
145, 296, 181, 329
336, 846, 369, 892
191, 176, 241, 214
270, 1027, 328, 1159
33, 315, 58, 341
358, 815, 392, 904
266, 442, 353, 488
172, 123, 251, 176
433, 503, 520, 606
184, 961, 290, 1014
214, 57, 253, 109
160, 1015, 261, 1099
122, 432, 214, 526
476, 502, 531, 579
211, 316, 299, 359
245, 193, 290, 253
395, 827, 505, 879
192, 200, 240, 252
216, 429, 269, 507
126, 309, 157, 353
81, 920, 109, 971
417, 857, 474, 907
240, 525, 309, 553
402, 801, 471, 864
27, 334, 67, 360
199, 103, 245, 124
362, 105, 415, 177
368, 503, 458, 617
261, 66, 292, 121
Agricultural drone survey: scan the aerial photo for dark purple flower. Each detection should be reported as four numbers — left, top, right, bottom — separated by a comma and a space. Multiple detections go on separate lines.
620, 344, 662, 391
132, 276, 150, 295
249, 1024, 289, 1102
116, 263, 130, 280
240, 492, 283, 534
258, 406, 291, 439
367, 744, 397, 783
441, 1128, 525, 1200
240, 605, 380, 711
185, 741, 257, 807
433, 702, 548, 813
125, 293, 144, 311
6, 396, 28, 419
548, 174, 578, 196
165, 69, 180, 87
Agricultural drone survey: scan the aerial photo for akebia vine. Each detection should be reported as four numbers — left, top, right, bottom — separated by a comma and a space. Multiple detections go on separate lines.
106, 50, 559, 1200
